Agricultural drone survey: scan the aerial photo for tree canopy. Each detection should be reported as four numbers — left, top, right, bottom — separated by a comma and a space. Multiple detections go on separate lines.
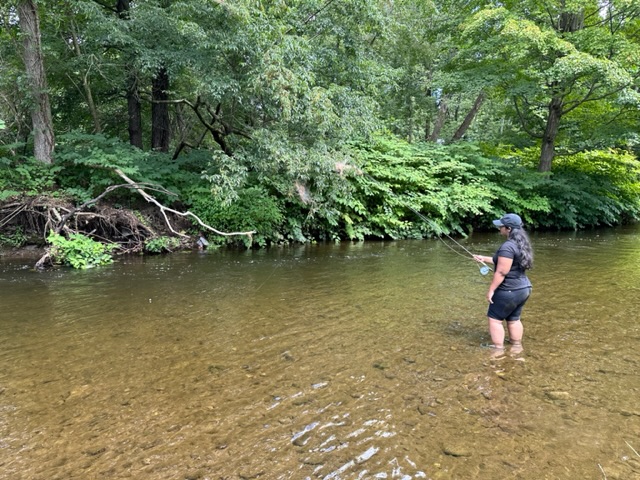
1, 0, 640, 257
2, 1, 639, 164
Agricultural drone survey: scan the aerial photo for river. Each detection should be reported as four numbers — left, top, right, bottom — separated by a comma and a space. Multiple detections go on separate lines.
1, 227, 639, 479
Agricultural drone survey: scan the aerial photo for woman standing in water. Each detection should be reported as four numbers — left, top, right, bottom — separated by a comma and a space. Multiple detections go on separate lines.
473, 213, 533, 353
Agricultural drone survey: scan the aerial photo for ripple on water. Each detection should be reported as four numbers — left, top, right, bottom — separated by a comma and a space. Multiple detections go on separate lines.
2, 233, 640, 479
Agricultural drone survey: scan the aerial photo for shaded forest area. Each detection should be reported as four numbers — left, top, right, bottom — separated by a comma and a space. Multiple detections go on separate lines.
1, 1, 640, 267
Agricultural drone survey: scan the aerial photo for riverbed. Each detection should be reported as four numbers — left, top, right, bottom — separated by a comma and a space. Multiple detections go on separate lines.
1, 227, 639, 479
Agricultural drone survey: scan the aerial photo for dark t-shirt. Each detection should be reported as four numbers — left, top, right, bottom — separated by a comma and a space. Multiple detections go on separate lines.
492, 239, 532, 290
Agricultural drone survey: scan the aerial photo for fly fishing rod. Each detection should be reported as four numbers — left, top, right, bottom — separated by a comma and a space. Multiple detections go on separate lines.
408, 207, 493, 276
358, 170, 492, 276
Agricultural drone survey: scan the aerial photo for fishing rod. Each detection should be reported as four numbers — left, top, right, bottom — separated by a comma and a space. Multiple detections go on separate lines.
358, 170, 492, 276
408, 207, 493, 276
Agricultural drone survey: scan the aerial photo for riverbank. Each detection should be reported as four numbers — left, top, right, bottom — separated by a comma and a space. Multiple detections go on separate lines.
0, 194, 199, 268
0, 245, 46, 260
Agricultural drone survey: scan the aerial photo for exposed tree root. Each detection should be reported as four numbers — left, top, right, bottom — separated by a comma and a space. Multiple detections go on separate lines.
1, 173, 254, 269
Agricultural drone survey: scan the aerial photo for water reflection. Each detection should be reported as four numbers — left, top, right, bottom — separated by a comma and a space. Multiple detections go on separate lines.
1, 227, 640, 479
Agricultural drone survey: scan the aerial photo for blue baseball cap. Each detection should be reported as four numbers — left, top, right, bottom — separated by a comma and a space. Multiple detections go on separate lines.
492, 213, 523, 229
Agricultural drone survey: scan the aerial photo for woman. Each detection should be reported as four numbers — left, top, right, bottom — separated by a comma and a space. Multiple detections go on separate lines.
473, 213, 533, 352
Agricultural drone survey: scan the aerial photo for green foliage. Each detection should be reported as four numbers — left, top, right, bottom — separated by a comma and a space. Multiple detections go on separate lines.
53, 132, 154, 203
189, 187, 284, 248
341, 138, 640, 237
53, 132, 205, 204
346, 137, 516, 239
0, 155, 60, 199
0, 226, 27, 248
490, 146, 640, 228
47, 231, 115, 269
144, 236, 182, 254
544, 150, 640, 228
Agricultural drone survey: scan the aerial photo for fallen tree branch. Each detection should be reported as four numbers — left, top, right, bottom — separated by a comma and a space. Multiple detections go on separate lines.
53, 183, 132, 235
113, 168, 255, 239
0, 203, 27, 229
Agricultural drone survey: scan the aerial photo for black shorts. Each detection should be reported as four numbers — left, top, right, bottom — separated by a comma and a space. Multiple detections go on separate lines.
487, 287, 532, 321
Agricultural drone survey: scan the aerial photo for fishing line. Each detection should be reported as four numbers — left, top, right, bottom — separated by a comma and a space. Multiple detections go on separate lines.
357, 170, 492, 276
407, 207, 493, 276
255, 261, 281, 291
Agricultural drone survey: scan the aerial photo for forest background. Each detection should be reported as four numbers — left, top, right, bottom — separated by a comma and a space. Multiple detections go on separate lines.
1, 0, 640, 267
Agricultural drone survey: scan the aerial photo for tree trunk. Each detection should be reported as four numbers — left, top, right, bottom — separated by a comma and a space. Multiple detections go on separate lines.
69, 21, 102, 133
113, 0, 143, 148
126, 70, 143, 149
538, 96, 563, 172
427, 96, 448, 142
451, 91, 485, 141
559, 11, 584, 33
18, 0, 55, 164
537, 3, 583, 171
151, 67, 170, 152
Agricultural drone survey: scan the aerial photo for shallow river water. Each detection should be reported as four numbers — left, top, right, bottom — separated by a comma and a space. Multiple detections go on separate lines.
1, 227, 640, 480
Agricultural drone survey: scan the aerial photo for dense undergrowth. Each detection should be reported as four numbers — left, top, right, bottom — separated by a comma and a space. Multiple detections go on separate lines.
2, 133, 640, 267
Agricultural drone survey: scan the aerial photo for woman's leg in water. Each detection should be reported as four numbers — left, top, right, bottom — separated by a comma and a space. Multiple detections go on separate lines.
488, 317, 505, 349
507, 320, 524, 355
507, 320, 523, 346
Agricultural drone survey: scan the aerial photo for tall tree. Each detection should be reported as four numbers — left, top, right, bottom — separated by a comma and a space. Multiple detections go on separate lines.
115, 0, 143, 148
17, 0, 55, 163
151, 66, 170, 151
461, 0, 640, 171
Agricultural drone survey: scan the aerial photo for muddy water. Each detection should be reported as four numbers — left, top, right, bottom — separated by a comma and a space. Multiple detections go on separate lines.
1, 228, 639, 480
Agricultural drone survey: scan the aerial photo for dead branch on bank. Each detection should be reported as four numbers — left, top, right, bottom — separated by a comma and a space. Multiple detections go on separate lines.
113, 168, 255, 238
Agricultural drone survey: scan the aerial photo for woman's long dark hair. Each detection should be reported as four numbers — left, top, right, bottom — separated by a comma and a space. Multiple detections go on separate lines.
508, 227, 534, 270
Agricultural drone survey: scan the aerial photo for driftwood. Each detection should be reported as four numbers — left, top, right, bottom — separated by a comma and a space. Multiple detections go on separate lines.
22, 170, 255, 270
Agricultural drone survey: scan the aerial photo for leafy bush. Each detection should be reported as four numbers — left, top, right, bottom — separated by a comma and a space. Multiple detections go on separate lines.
144, 236, 182, 253
550, 149, 640, 227
346, 138, 516, 238
52, 132, 207, 205
496, 147, 640, 228
0, 226, 27, 247
47, 231, 115, 269
189, 186, 284, 247
53, 132, 156, 203
0, 155, 60, 199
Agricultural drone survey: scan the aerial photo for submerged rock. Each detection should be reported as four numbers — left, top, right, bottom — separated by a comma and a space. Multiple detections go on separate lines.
442, 444, 472, 457
545, 391, 571, 401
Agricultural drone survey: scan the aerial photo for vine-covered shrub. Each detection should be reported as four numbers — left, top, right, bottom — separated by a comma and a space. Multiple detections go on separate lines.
48, 232, 115, 269
189, 186, 284, 248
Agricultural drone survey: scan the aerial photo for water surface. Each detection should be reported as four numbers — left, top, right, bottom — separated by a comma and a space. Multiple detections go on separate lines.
1, 228, 639, 479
